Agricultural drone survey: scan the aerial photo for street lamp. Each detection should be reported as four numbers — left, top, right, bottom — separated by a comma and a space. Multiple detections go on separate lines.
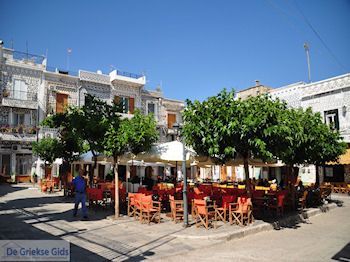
172, 122, 189, 227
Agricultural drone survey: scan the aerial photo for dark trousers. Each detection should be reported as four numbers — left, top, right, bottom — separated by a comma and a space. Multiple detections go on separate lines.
73, 192, 87, 217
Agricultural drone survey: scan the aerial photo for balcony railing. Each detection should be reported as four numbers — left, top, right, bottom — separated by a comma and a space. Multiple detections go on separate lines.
46, 66, 79, 77
117, 70, 143, 79
2, 90, 38, 101
0, 125, 38, 135
12, 51, 45, 64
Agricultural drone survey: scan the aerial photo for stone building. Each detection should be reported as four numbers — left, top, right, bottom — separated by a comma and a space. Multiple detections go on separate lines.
270, 73, 350, 183
0, 43, 184, 182
0, 43, 46, 182
236, 80, 272, 100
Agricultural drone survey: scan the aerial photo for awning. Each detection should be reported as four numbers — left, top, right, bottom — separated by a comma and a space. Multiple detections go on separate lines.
327, 149, 350, 165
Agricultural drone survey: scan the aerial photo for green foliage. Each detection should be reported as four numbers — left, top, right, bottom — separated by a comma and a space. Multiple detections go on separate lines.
276, 107, 347, 166
183, 89, 287, 165
104, 109, 158, 159
183, 89, 346, 180
41, 111, 85, 162
32, 137, 63, 165
126, 110, 159, 156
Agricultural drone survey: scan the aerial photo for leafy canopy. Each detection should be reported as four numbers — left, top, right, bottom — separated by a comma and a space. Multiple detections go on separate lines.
32, 137, 63, 165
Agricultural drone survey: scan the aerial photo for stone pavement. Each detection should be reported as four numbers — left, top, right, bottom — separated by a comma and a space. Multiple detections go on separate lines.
0, 183, 344, 261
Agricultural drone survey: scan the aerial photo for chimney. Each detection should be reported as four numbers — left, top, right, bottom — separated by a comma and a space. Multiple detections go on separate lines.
255, 80, 260, 86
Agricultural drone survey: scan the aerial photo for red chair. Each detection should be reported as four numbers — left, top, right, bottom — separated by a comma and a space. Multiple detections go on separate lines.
193, 199, 216, 229
268, 193, 285, 217
140, 195, 161, 224
215, 195, 237, 222
229, 197, 253, 226
87, 188, 103, 207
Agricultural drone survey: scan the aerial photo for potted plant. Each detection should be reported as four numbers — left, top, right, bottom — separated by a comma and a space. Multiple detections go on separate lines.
2, 89, 9, 97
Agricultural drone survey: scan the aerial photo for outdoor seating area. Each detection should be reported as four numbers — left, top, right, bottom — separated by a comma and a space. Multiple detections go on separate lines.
96, 180, 327, 230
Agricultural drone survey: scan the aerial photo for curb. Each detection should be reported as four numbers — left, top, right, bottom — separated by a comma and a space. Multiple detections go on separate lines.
172, 202, 338, 241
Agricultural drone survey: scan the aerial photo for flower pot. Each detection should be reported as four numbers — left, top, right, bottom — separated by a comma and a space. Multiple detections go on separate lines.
41, 185, 47, 192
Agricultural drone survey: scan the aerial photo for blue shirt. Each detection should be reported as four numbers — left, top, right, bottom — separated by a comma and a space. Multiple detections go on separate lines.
73, 176, 86, 193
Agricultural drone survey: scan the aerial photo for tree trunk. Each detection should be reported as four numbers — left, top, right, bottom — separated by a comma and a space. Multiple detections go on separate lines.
315, 164, 320, 185
243, 157, 249, 182
243, 157, 251, 195
114, 156, 120, 218
92, 152, 97, 187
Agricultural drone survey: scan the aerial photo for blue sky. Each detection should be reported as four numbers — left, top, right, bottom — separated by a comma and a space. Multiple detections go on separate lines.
1, 0, 349, 101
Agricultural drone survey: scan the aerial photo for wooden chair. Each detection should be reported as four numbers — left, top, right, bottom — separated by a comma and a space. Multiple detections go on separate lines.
215, 195, 236, 223
140, 195, 161, 224
169, 195, 184, 223
268, 193, 285, 217
127, 193, 137, 217
134, 193, 145, 220
193, 199, 216, 230
229, 197, 253, 226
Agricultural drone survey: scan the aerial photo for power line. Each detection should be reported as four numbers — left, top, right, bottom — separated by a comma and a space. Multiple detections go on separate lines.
292, 0, 347, 72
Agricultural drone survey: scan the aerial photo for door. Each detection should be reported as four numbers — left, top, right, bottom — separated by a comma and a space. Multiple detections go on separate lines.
1, 155, 11, 176
167, 113, 176, 129
56, 93, 68, 113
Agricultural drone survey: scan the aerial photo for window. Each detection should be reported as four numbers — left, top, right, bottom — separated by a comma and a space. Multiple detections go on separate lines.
324, 109, 339, 130
147, 102, 155, 115
16, 154, 32, 176
167, 113, 176, 129
12, 79, 28, 100
0, 111, 9, 125
114, 96, 135, 114
325, 167, 333, 177
13, 113, 25, 126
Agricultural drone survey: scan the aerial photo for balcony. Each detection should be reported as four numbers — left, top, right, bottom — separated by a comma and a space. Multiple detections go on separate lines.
3, 49, 46, 69
0, 125, 38, 143
0, 125, 38, 135
2, 90, 38, 109
109, 70, 146, 87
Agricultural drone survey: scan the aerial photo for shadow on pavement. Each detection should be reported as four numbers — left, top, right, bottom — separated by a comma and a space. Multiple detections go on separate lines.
0, 184, 27, 198
332, 242, 350, 261
0, 184, 187, 261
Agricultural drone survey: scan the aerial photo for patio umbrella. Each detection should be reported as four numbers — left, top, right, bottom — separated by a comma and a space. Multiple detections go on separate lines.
134, 140, 196, 165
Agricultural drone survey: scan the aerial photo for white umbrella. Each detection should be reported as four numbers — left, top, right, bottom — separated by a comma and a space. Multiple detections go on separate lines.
135, 141, 196, 164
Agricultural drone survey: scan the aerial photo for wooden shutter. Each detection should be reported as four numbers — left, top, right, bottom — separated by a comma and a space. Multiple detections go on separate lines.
113, 96, 121, 105
167, 113, 176, 129
56, 93, 68, 113
129, 97, 135, 114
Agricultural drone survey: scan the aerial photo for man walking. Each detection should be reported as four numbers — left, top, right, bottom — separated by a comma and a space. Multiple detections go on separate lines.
73, 168, 88, 220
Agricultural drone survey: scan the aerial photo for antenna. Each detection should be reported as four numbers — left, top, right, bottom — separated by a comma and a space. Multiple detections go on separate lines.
304, 43, 311, 83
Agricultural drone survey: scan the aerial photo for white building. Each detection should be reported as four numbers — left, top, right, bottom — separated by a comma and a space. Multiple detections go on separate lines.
0, 42, 184, 183
270, 73, 350, 183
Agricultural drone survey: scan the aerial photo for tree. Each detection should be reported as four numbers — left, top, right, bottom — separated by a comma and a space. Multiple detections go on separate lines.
182, 89, 238, 164
275, 107, 347, 184
41, 111, 87, 190
104, 110, 158, 218
183, 89, 287, 186
32, 137, 63, 179
71, 94, 114, 175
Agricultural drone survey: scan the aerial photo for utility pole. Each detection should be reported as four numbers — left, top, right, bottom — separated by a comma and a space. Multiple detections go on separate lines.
304, 43, 311, 83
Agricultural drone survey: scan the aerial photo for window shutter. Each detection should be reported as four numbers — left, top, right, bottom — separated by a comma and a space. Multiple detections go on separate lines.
129, 97, 135, 114
114, 96, 121, 105
167, 113, 176, 129
56, 93, 68, 113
